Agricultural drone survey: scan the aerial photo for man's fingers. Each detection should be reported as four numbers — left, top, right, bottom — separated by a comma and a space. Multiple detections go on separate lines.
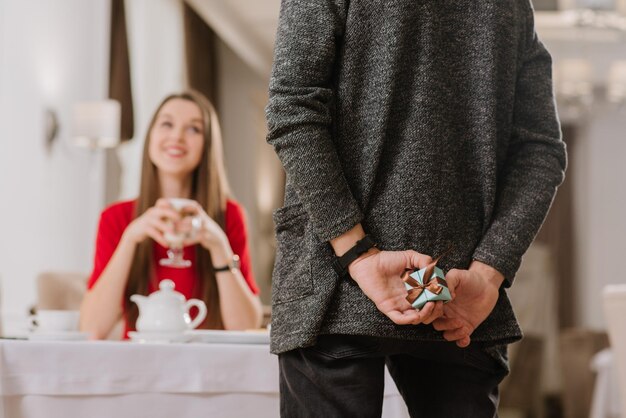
432, 316, 463, 331
386, 309, 422, 325
413, 301, 435, 323
404, 250, 433, 270
456, 336, 471, 348
443, 269, 465, 299
422, 301, 444, 324
443, 326, 472, 343
384, 299, 436, 325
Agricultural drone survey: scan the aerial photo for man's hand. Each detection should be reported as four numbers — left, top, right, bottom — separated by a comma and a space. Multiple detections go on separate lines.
432, 260, 504, 347
348, 249, 445, 325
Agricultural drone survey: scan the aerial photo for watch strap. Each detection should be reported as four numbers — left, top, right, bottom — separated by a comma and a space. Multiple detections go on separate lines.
332, 235, 377, 276
214, 254, 240, 272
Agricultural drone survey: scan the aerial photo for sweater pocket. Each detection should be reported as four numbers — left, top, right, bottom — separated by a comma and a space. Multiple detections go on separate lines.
272, 203, 314, 304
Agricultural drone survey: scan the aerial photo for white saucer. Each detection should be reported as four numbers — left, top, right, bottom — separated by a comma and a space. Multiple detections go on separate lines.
27, 330, 90, 342
184, 330, 270, 345
128, 331, 191, 344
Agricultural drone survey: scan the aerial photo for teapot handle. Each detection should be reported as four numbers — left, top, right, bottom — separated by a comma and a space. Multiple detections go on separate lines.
186, 299, 208, 329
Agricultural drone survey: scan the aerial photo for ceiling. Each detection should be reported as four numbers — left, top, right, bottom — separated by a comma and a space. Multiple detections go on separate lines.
183, 3, 626, 83
185, 0, 281, 79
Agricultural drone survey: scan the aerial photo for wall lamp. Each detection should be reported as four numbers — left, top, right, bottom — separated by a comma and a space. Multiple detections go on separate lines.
72, 100, 121, 149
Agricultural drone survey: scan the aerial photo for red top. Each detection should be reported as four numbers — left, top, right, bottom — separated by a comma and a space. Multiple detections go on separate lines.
88, 199, 258, 336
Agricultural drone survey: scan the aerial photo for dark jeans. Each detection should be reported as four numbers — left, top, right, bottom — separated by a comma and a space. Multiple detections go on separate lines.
279, 334, 508, 418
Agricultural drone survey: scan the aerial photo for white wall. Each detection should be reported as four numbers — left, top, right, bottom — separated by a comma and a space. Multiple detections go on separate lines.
0, 0, 109, 328
117, 0, 186, 201
0, 0, 110, 328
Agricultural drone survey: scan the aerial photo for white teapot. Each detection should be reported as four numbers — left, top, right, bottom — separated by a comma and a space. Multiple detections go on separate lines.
130, 279, 207, 333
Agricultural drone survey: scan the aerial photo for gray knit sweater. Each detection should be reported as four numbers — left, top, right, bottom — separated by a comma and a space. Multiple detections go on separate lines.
265, 0, 567, 359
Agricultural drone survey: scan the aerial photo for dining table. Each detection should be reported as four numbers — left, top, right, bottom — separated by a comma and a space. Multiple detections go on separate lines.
0, 337, 409, 418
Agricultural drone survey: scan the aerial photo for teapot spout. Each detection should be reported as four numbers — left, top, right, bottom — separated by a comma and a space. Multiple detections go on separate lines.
130, 294, 147, 307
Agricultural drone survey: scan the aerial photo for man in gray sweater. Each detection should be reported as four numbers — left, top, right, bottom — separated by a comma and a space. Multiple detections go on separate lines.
266, 0, 567, 416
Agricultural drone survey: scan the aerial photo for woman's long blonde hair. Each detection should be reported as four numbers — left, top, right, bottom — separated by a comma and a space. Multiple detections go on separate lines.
124, 90, 230, 330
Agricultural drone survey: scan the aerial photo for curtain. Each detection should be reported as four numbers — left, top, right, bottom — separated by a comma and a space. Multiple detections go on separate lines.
109, 0, 134, 141
183, 2, 219, 107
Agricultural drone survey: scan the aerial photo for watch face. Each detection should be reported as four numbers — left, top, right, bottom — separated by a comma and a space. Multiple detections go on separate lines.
232, 254, 240, 269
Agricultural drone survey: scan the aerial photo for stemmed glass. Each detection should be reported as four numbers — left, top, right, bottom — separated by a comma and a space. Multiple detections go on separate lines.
159, 198, 200, 268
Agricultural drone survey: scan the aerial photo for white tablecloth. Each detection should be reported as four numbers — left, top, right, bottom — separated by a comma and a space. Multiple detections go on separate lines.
0, 340, 409, 418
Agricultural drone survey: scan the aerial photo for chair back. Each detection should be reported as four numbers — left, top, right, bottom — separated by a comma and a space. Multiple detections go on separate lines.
603, 284, 626, 417
36, 271, 123, 340
36, 271, 87, 310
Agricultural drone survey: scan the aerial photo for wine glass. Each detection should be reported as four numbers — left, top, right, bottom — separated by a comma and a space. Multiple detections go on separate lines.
159, 198, 200, 268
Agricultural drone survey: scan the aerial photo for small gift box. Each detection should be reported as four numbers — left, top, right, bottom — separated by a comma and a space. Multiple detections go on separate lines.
402, 261, 452, 310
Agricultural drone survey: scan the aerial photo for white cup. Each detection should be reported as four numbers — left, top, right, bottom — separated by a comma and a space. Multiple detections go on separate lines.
31, 310, 80, 333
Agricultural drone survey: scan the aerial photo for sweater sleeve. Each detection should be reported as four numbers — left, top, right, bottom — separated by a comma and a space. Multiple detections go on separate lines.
472, 5, 567, 287
265, 0, 363, 241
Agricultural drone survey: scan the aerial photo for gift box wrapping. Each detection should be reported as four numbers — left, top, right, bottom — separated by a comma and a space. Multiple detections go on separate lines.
403, 265, 451, 310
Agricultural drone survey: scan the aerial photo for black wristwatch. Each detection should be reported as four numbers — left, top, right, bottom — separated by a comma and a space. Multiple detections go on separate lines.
332, 235, 378, 277
214, 254, 240, 273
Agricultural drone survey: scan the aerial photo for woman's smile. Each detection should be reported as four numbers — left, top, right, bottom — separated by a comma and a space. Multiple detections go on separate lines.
163, 144, 187, 158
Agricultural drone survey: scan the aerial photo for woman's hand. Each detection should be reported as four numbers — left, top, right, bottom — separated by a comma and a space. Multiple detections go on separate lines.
122, 198, 180, 247
179, 200, 229, 253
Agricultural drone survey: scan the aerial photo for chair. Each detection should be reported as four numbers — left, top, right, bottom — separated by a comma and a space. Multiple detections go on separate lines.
35, 271, 123, 340
36, 271, 87, 311
499, 335, 544, 415
603, 284, 626, 417
589, 348, 621, 418
559, 328, 610, 418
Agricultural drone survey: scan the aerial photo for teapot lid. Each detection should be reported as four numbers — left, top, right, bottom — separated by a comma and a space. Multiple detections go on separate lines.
151, 279, 185, 302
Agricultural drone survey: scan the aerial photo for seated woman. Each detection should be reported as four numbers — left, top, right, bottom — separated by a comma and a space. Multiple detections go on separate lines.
80, 90, 263, 339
